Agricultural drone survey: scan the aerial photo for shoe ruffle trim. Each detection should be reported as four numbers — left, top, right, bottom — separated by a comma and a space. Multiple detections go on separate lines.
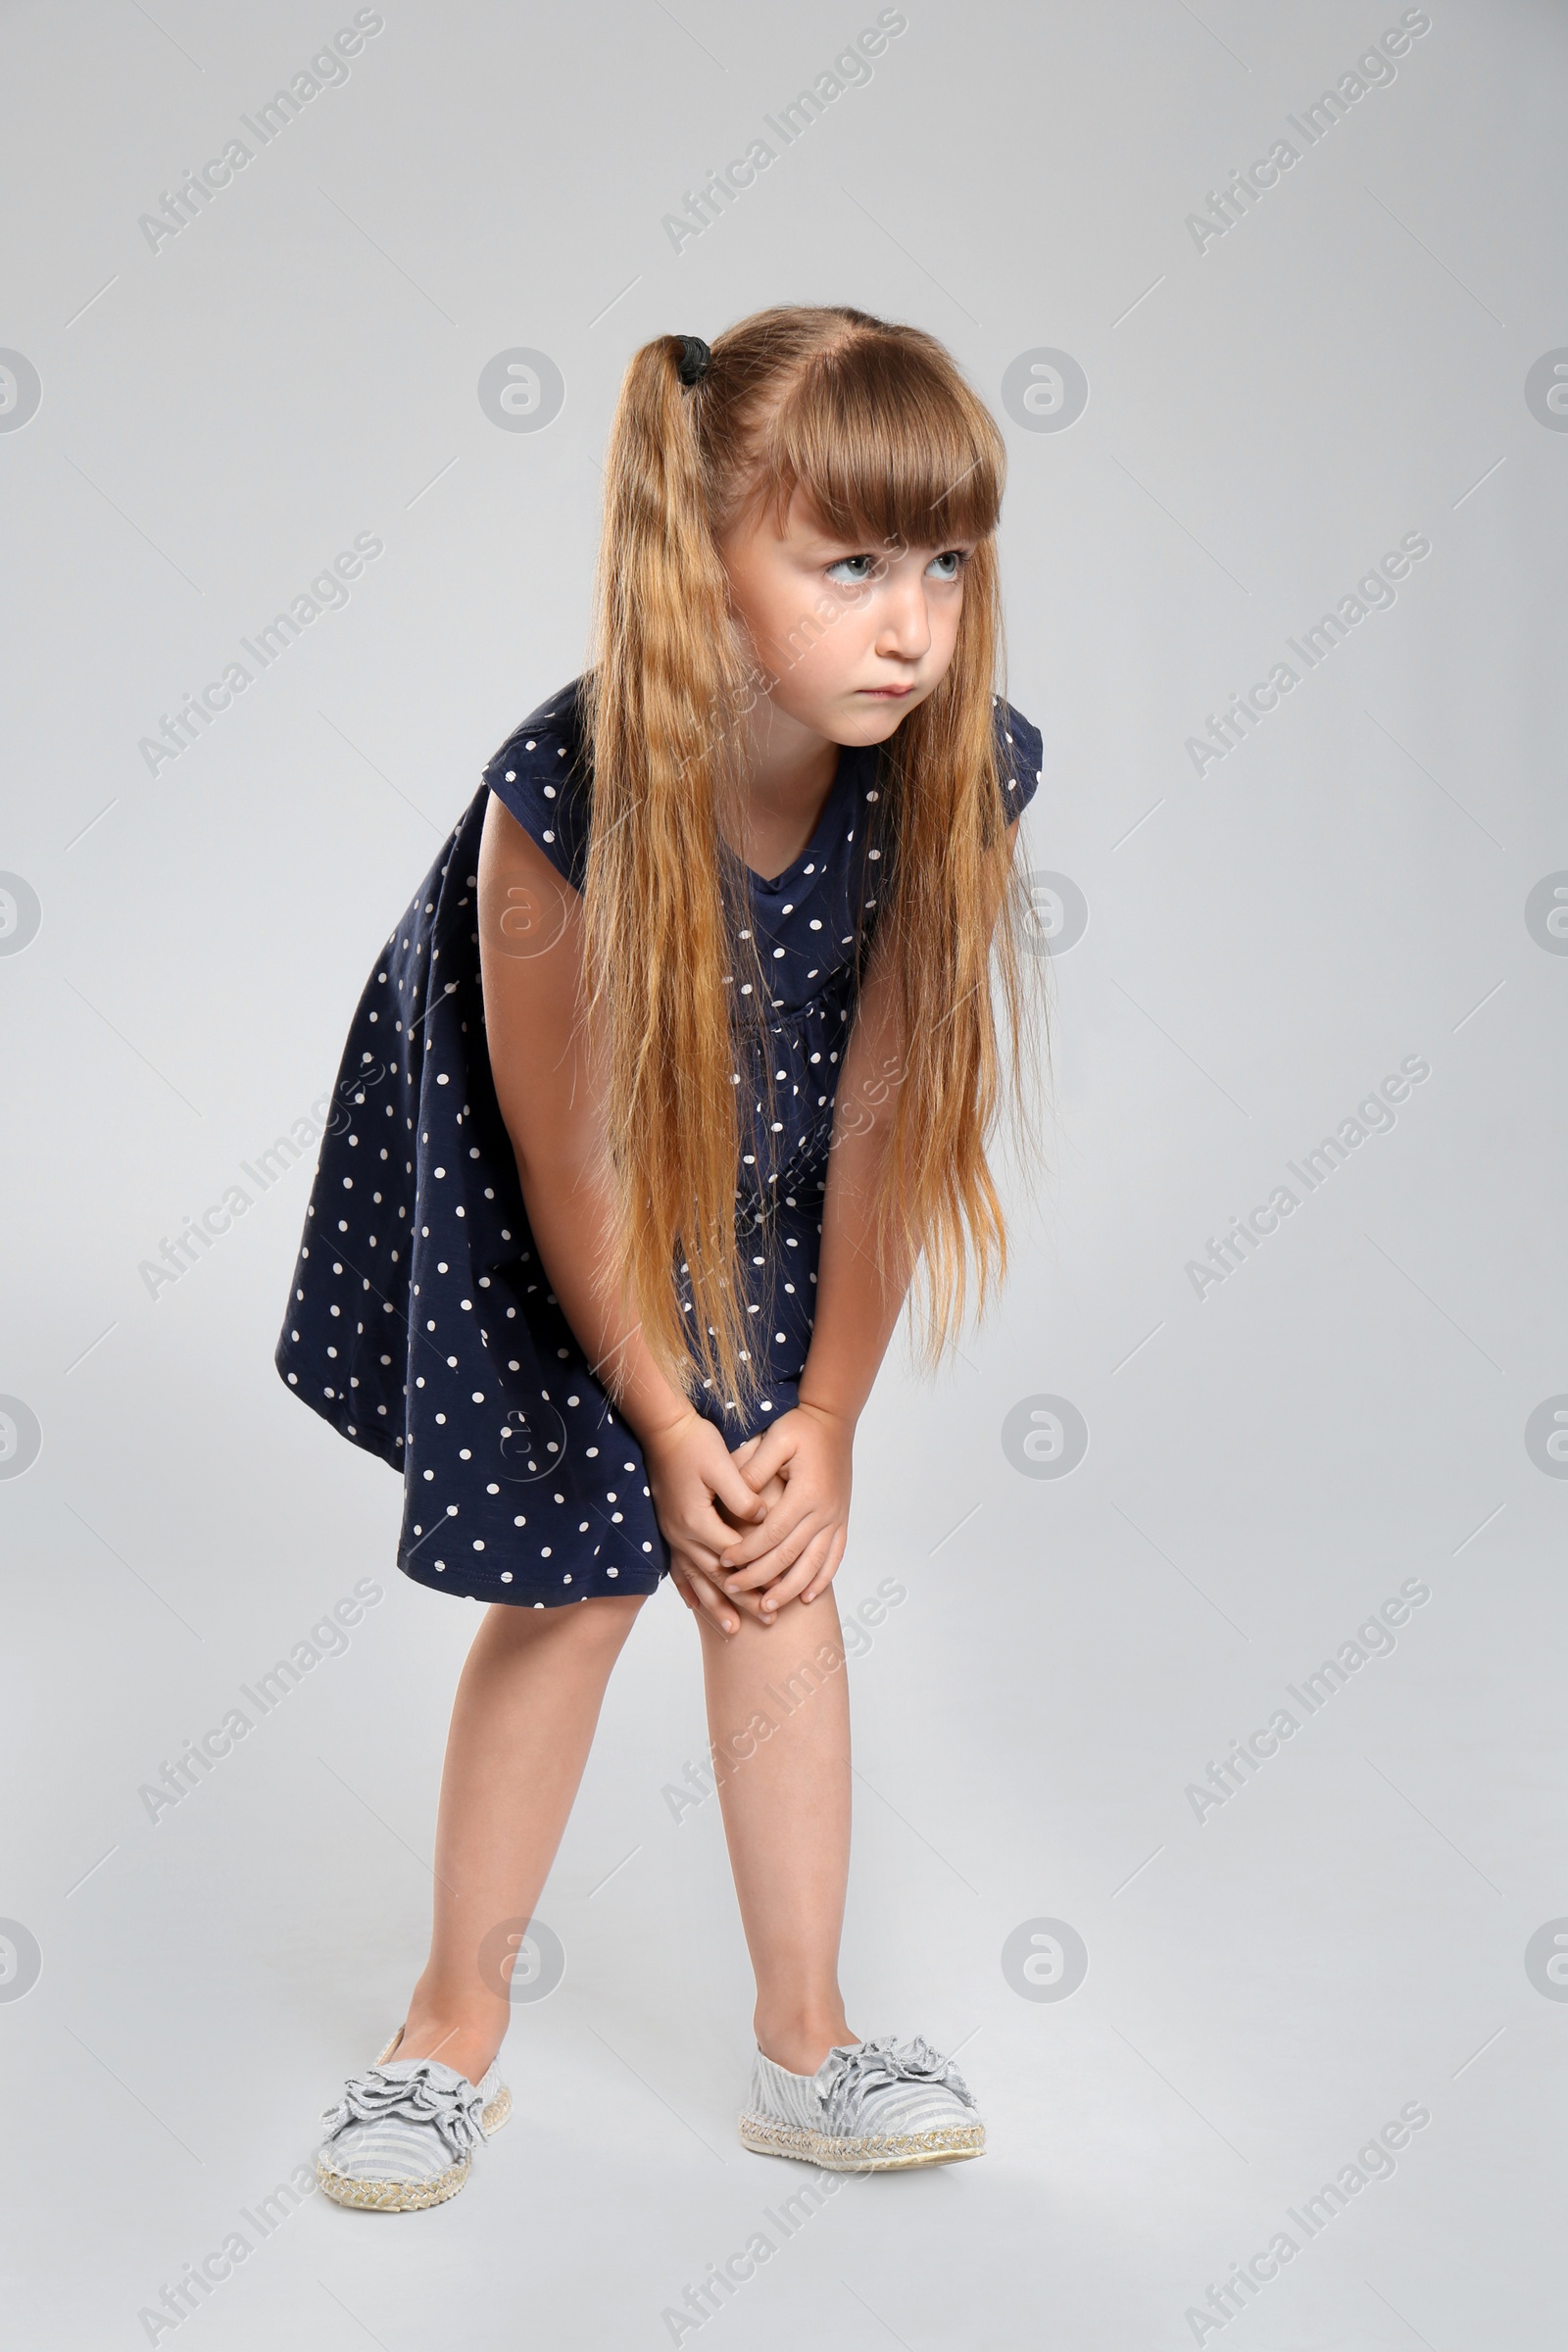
318, 2063, 487, 2164
817, 2034, 977, 2137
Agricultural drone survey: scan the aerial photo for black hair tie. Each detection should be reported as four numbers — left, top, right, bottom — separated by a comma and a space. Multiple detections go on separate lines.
675, 335, 711, 387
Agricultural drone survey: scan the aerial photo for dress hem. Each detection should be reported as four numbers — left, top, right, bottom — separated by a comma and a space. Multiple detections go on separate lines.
395, 1555, 667, 1608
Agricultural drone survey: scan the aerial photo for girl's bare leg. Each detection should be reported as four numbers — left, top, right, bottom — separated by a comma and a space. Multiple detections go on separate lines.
694, 1587, 859, 2075
395, 1592, 648, 2085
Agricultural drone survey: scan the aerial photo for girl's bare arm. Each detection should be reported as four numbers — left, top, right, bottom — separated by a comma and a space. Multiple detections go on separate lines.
706, 941, 910, 1609
474, 794, 767, 1623
796, 946, 918, 1429
475, 794, 691, 1441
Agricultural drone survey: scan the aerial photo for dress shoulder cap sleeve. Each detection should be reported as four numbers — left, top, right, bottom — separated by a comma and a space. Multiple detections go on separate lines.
993, 694, 1044, 821
481, 677, 592, 888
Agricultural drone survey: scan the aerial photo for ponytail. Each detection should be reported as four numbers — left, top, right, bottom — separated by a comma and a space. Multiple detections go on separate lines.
579, 337, 764, 1412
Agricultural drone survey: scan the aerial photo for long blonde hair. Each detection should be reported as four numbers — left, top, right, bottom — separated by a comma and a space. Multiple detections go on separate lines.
578, 304, 1041, 1415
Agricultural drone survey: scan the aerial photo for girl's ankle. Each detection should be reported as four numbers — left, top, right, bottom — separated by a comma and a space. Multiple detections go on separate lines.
754, 2018, 858, 2076
393, 2012, 506, 2086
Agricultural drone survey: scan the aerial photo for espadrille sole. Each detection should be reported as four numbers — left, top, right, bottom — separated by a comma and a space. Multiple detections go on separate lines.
738, 2108, 984, 2171
318, 2080, 513, 2211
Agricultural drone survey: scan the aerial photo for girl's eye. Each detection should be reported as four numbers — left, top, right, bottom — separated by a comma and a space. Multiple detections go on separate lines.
824, 549, 970, 585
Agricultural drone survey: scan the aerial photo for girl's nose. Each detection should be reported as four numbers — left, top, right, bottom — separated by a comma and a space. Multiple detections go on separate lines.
874, 580, 933, 662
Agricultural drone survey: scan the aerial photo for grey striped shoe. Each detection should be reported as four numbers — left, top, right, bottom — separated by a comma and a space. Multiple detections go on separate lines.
316, 2026, 513, 2212
739, 2034, 984, 2172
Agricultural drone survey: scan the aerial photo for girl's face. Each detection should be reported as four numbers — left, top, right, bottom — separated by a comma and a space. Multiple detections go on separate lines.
719, 486, 974, 748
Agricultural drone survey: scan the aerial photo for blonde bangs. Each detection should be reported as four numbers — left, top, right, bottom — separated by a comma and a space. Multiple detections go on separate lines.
745, 330, 1005, 554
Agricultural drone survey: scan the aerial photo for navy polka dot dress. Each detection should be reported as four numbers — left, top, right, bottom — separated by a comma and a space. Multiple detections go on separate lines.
274, 676, 1042, 1608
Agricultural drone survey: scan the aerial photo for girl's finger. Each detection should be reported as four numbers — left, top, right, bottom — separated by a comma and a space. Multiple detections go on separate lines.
734, 1423, 797, 1492
718, 1493, 812, 1571
667, 1532, 726, 1575
674, 1558, 741, 1635
668, 1571, 696, 1612
670, 1538, 772, 1621
715, 1469, 785, 1529
740, 1530, 832, 1618
708, 1451, 771, 1525
721, 1515, 819, 1594
719, 1505, 804, 1561
670, 1527, 790, 1612
690, 1496, 770, 1563
676, 1552, 780, 1627
799, 1525, 847, 1605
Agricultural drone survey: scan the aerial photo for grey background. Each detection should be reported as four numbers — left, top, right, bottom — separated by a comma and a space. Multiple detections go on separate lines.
1, 0, 1563, 2343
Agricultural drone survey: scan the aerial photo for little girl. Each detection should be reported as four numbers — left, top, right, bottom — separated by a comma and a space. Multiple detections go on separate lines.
276, 304, 1044, 2211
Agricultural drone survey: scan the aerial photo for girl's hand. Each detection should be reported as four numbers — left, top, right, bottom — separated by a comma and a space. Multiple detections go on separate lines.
714, 1402, 854, 1617
642, 1410, 774, 1635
